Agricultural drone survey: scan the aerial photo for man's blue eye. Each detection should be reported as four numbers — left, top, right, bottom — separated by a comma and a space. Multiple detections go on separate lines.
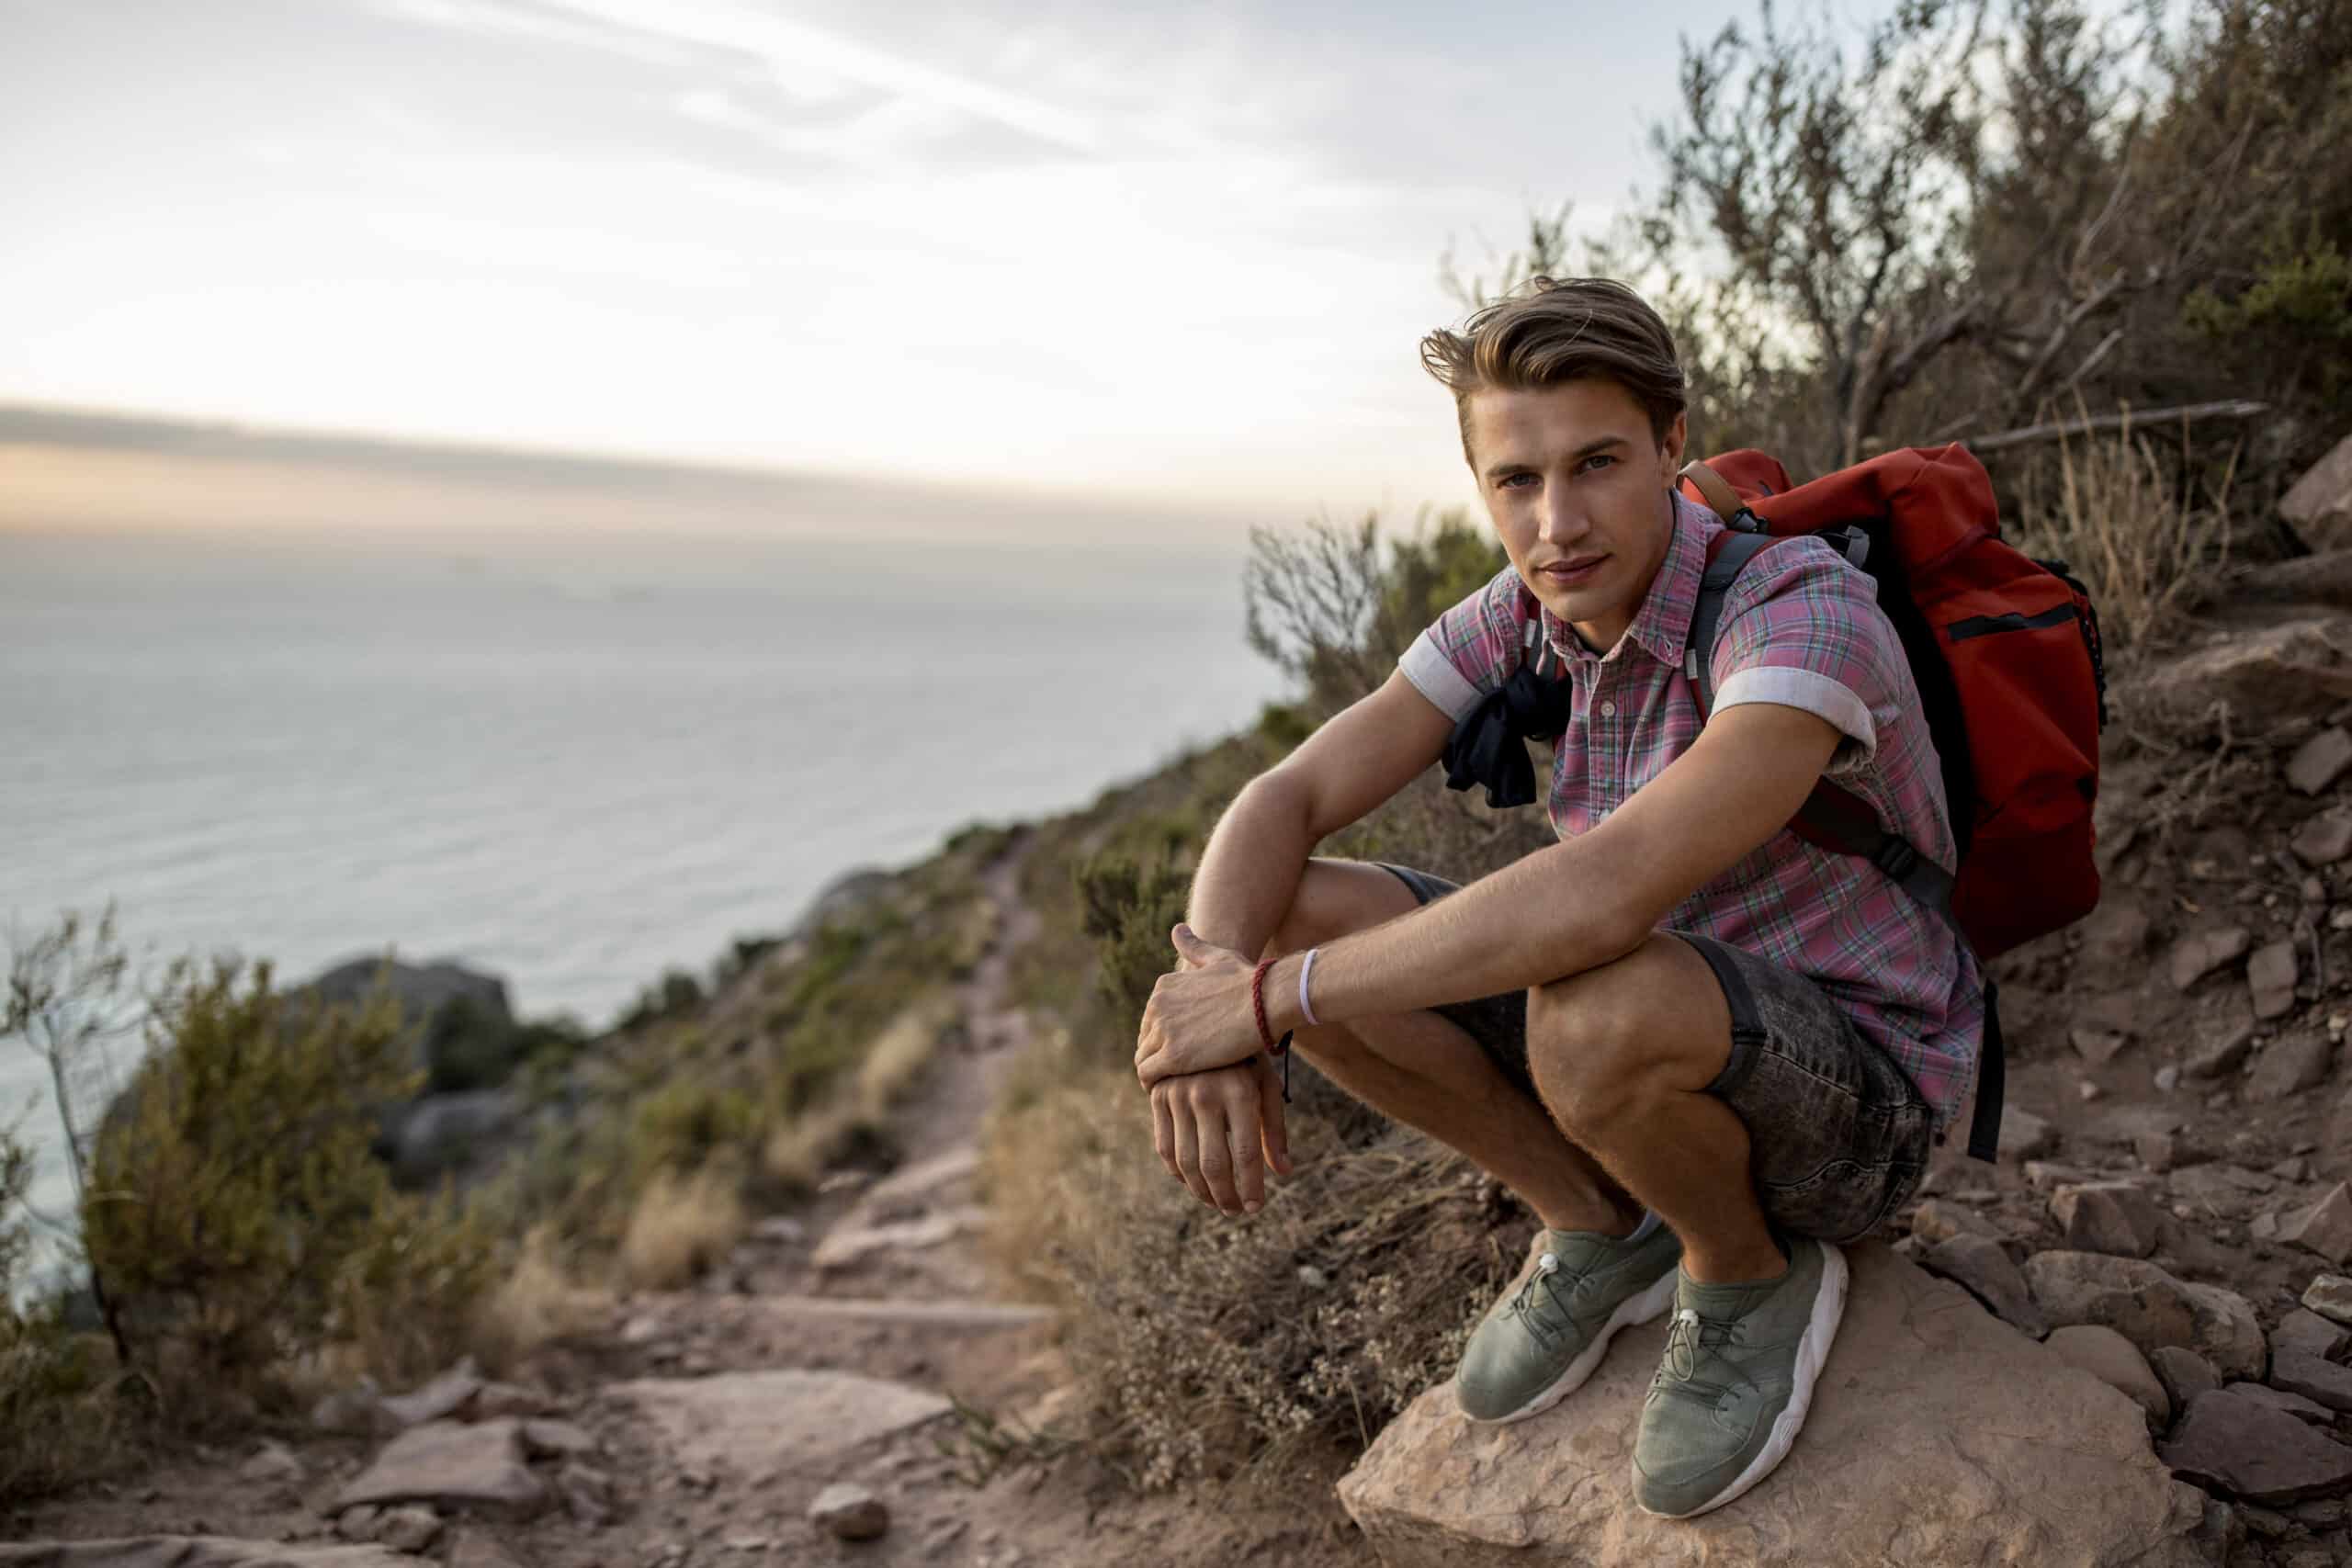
1580, 455, 1616, 473
1500, 472, 1535, 489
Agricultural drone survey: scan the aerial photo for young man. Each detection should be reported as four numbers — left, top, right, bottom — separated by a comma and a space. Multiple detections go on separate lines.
1130, 276, 1983, 1519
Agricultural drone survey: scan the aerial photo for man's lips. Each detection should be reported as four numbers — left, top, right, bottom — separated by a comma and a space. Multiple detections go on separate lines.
1537, 555, 1607, 583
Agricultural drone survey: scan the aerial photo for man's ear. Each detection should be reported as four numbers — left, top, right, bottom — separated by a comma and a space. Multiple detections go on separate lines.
1660, 411, 1689, 482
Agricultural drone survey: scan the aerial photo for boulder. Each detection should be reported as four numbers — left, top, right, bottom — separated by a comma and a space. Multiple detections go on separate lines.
2225, 1382, 2335, 1426
331, 1417, 547, 1518
2160, 1389, 2352, 1504
1336, 1246, 2207, 1567
2305, 1274, 2352, 1325
808, 1481, 890, 1541
1921, 1234, 2048, 1337
2249, 943, 2303, 1024
2292, 811, 2352, 867
2274, 1309, 2352, 1363
2052, 1183, 2164, 1258
390, 1090, 523, 1190
2170, 927, 2253, 992
2130, 618, 2352, 729
1909, 1198, 1998, 1246
2023, 1251, 2267, 1379
2250, 1035, 2335, 1100
2278, 1185, 2352, 1267
2288, 727, 2352, 796
295, 955, 516, 1087
2186, 1010, 2260, 1079
2281, 431, 2352, 551
2046, 1325, 2170, 1427
2271, 1351, 2352, 1415
2238, 548, 2352, 609
2149, 1347, 2222, 1412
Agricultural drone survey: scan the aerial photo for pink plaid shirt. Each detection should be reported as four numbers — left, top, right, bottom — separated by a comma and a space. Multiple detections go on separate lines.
1397, 491, 1984, 1130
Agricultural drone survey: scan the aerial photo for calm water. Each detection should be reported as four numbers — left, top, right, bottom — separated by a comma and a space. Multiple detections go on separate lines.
1, 523, 1282, 1275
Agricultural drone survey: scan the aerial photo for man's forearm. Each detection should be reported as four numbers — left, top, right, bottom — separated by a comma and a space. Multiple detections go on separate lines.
1261, 829, 1649, 1040
1184, 777, 1316, 964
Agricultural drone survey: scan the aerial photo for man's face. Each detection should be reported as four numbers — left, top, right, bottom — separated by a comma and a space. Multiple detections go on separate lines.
1463, 378, 1687, 652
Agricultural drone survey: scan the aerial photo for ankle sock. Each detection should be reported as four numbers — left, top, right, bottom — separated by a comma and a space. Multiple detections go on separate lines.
1624, 1209, 1662, 1244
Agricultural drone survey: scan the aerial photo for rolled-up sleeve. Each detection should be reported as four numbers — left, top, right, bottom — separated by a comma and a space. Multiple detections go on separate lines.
1707, 538, 1903, 775
1396, 565, 1529, 724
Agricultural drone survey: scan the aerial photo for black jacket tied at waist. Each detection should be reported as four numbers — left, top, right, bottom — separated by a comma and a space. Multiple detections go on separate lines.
1440, 660, 1576, 809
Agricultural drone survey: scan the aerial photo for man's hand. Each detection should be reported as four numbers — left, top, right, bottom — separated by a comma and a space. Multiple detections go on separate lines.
1149, 1056, 1292, 1214
1134, 924, 1272, 1089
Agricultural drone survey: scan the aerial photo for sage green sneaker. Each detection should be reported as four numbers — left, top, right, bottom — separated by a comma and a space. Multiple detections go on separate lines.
1632, 1235, 1849, 1519
1453, 1223, 1682, 1425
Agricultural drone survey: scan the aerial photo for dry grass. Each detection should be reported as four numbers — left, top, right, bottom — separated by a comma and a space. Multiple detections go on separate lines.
617, 1165, 748, 1291
2013, 412, 2238, 656
472, 1224, 616, 1370
762, 1001, 949, 1192
981, 1023, 1521, 1492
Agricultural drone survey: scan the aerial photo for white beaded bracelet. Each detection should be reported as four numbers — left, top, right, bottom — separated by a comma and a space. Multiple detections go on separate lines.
1298, 947, 1321, 1027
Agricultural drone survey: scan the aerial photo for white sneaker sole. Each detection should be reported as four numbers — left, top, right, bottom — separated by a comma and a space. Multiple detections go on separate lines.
1639, 1237, 1849, 1519
1459, 1268, 1681, 1427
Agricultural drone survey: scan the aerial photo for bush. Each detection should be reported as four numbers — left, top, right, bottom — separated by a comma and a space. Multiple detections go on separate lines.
81, 954, 496, 1422
0, 1119, 130, 1504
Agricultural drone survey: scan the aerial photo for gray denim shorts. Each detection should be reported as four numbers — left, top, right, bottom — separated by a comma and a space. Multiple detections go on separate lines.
1373, 861, 1933, 1245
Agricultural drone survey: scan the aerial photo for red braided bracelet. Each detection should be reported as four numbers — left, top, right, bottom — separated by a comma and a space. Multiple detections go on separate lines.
1250, 956, 1295, 1104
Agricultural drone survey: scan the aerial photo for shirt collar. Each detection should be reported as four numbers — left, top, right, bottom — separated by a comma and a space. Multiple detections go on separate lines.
1539, 490, 1716, 671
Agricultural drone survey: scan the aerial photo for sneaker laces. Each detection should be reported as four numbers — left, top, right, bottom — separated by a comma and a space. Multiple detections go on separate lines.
1510, 1249, 1586, 1345
1657, 1305, 1747, 1404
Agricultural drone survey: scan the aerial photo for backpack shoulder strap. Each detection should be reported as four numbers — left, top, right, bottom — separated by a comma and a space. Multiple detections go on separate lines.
1686, 528, 1776, 716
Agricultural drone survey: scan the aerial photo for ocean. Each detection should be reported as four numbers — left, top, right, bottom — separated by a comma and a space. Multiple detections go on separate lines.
0, 522, 1283, 1278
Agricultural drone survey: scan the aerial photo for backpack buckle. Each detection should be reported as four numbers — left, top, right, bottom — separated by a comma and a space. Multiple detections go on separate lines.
1871, 838, 1920, 882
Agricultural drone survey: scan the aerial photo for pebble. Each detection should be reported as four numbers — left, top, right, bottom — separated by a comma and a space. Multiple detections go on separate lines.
2155, 1065, 2183, 1092
809, 1482, 890, 1541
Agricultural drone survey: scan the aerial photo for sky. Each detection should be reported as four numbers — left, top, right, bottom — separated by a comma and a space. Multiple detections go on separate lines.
0, 0, 1852, 533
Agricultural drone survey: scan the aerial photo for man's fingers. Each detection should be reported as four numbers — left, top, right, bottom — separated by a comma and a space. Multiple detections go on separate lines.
1226, 1092, 1263, 1212
1150, 1083, 1177, 1178
1184, 1085, 1243, 1213
1255, 1058, 1293, 1179
1170, 1094, 1215, 1208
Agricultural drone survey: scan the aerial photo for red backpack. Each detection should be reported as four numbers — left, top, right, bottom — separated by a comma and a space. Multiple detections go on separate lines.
1678, 445, 2109, 1160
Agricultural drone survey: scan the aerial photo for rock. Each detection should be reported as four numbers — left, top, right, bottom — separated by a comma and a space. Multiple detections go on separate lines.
2253, 1034, 2336, 1100
2272, 1350, 2352, 1415
2160, 1389, 2352, 1504
2275, 1155, 2314, 1181
468, 1382, 547, 1421
291, 955, 518, 1093
2072, 1027, 2130, 1066
0, 1540, 419, 1566
2279, 1185, 2352, 1266
311, 1377, 390, 1437
2171, 1163, 2278, 1215
2151, 1346, 2222, 1411
2024, 1251, 2267, 1379
1910, 1197, 1998, 1246
618, 1314, 663, 1346
2305, 1274, 2352, 1325
1921, 1235, 2049, 1337
1336, 1245, 2206, 1566
379, 1359, 483, 1428
332, 1417, 548, 1519
2026, 1159, 2099, 1193
2293, 811, 2352, 867
2275, 1309, 2352, 1363
447, 1533, 531, 1568
557, 1462, 614, 1528
2283, 433, 2352, 551
334, 1507, 381, 1541
2254, 1212, 2282, 1242
390, 1090, 523, 1190
2137, 1132, 2181, 1174
2132, 617, 2352, 729
518, 1418, 599, 1460
606, 1370, 951, 1476
2154, 1065, 2181, 1093
808, 1482, 889, 1541
2250, 942, 2304, 1023
2171, 926, 2255, 991
374, 1506, 442, 1553
238, 1440, 302, 1484
2000, 1105, 2056, 1160
2052, 1182, 2165, 1258
859, 1146, 981, 1222
751, 1215, 806, 1245
2046, 1324, 2171, 1427
2227, 1381, 2336, 1425
2080, 899, 2154, 967
809, 1206, 987, 1270
2290, 728, 2352, 795
2188, 1009, 2261, 1078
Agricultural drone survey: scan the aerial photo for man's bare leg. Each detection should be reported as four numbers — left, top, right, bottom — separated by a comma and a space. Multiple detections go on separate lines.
1250, 859, 1639, 1236
1521, 935, 1782, 1283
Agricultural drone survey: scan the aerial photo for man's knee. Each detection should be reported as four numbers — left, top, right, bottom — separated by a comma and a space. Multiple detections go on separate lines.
1524, 935, 1715, 1135
1258, 857, 1419, 961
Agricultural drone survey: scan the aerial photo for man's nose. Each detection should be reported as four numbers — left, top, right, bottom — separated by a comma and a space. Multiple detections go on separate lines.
1537, 490, 1589, 546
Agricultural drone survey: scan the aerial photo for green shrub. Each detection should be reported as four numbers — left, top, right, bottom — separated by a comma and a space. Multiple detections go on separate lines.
81, 955, 494, 1422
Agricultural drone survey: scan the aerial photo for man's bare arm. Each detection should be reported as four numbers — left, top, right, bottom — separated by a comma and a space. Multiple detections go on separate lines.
1240, 703, 1843, 1043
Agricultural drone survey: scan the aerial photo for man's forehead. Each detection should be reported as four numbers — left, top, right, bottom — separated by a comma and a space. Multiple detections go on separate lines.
1465, 380, 1651, 454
